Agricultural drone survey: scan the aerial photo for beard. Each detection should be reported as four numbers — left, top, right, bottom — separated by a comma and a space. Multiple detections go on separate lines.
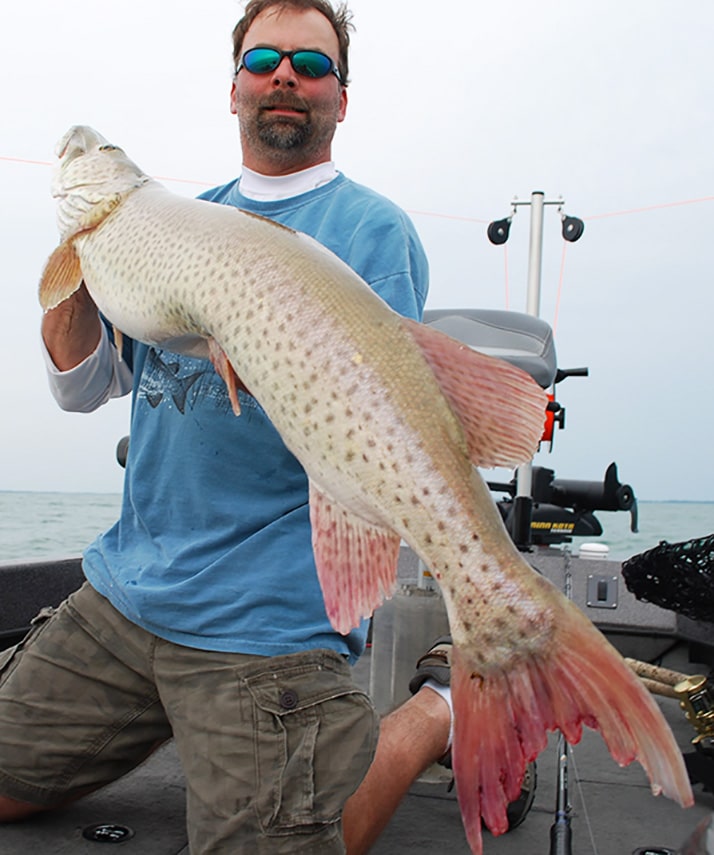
236, 89, 341, 166
256, 111, 312, 151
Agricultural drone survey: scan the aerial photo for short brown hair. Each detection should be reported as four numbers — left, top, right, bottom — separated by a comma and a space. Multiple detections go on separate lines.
232, 0, 354, 86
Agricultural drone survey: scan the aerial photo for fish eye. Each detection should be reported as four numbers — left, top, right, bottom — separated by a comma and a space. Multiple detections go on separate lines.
98, 144, 120, 152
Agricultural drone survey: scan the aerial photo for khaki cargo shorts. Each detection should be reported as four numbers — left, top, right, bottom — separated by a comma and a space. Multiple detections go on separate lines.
0, 582, 379, 854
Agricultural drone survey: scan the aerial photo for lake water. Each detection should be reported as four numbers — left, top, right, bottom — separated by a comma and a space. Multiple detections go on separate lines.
1, 491, 712, 564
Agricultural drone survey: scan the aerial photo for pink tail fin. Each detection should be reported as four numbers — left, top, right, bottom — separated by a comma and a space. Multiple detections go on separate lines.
450, 602, 693, 855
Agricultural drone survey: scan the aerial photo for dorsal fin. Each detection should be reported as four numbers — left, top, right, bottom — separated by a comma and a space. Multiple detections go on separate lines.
404, 318, 547, 469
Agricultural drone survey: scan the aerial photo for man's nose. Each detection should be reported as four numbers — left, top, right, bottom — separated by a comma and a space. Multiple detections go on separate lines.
271, 56, 297, 87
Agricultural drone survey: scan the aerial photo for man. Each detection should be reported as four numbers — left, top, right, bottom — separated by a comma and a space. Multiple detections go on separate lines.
0, 1, 453, 852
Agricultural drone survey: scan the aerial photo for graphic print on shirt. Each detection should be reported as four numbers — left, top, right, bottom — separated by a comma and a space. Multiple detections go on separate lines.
138, 348, 256, 416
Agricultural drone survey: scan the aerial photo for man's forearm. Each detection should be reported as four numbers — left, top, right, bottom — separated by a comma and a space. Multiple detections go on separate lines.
41, 284, 102, 371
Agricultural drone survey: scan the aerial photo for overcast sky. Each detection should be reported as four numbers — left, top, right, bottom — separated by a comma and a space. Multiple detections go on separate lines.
2, 0, 713, 504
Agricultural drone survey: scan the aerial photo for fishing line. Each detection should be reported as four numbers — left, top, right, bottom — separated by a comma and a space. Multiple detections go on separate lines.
552, 240, 569, 336
503, 245, 511, 309
567, 741, 600, 855
583, 196, 714, 221
3, 153, 712, 221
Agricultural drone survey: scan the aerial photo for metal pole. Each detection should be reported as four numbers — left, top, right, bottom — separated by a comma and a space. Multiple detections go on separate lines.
513, 191, 546, 545
526, 191, 545, 317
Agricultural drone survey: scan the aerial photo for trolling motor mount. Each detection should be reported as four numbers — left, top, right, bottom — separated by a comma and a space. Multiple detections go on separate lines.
490, 462, 638, 547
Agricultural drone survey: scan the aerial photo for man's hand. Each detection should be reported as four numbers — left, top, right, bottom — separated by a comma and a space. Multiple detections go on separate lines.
41, 282, 102, 371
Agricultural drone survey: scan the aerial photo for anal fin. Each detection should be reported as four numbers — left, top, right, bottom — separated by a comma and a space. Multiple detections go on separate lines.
309, 481, 400, 634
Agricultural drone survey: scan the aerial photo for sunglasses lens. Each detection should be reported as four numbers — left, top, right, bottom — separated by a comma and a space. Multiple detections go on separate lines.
242, 48, 282, 74
291, 50, 333, 78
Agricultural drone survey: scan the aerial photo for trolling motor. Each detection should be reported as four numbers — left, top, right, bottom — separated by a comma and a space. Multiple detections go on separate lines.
489, 462, 638, 548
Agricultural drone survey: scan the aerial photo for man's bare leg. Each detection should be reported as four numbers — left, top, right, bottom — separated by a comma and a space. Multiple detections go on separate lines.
0, 796, 48, 822
342, 688, 451, 855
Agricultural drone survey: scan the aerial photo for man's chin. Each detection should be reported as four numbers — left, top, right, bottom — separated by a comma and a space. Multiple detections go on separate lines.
258, 122, 310, 150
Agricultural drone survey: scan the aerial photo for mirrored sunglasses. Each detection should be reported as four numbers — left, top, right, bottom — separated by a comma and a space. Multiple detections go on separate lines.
237, 47, 343, 83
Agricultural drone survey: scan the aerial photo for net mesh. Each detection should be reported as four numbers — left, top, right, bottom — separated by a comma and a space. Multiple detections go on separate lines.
622, 533, 714, 622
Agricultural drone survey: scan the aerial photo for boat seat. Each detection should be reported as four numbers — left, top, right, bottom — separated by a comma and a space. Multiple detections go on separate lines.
423, 308, 557, 389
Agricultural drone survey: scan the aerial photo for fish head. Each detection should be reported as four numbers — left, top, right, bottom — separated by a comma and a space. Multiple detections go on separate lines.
52, 125, 151, 240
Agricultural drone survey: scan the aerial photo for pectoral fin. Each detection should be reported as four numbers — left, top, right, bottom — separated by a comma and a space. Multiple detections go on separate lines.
309, 481, 400, 634
38, 240, 84, 310
39, 193, 125, 312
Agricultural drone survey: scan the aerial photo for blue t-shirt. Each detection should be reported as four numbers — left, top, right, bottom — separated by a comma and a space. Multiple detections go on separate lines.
83, 173, 429, 663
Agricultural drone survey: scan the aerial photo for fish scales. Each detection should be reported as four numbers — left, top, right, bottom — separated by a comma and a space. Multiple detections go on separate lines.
76, 183, 472, 532
40, 127, 694, 855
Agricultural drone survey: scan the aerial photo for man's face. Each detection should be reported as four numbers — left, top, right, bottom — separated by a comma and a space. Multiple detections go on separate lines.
231, 7, 348, 174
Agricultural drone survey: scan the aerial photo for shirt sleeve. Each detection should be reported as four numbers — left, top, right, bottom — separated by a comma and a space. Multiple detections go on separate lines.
42, 323, 134, 412
360, 217, 429, 322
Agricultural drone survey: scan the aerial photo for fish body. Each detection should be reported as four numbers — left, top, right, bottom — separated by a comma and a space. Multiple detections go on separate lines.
40, 126, 693, 854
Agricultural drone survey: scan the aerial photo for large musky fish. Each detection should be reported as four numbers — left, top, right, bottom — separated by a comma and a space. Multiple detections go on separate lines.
40, 126, 693, 854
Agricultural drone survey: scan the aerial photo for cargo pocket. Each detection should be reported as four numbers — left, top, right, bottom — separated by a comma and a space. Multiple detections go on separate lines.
0, 606, 57, 686
245, 649, 378, 837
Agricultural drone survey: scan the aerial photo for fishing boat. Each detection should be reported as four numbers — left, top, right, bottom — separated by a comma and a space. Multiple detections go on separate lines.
3, 306, 714, 854
3, 196, 713, 854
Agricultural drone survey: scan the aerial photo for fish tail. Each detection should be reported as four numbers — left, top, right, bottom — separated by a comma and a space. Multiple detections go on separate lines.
450, 602, 693, 855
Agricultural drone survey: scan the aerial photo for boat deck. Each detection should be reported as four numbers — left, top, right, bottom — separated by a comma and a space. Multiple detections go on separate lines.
1, 642, 713, 854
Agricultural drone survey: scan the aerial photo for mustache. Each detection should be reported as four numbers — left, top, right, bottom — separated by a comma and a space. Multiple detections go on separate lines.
259, 92, 309, 113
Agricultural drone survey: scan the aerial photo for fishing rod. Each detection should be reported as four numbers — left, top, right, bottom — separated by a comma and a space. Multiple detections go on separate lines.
549, 548, 574, 855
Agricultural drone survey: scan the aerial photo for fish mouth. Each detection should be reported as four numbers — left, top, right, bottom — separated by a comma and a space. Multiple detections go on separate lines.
55, 125, 112, 163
